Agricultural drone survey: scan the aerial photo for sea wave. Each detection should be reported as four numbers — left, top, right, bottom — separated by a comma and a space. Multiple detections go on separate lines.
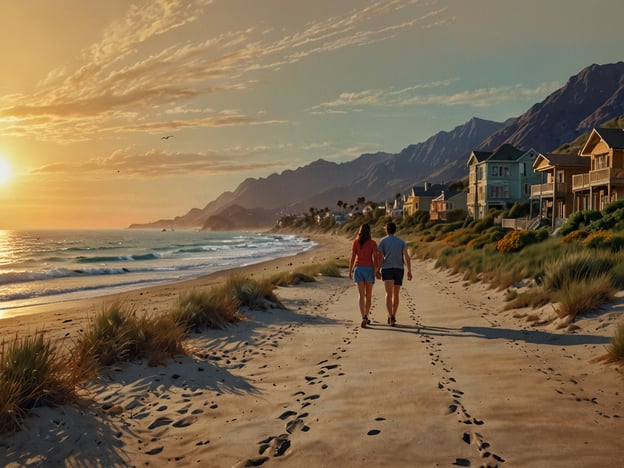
76, 253, 160, 263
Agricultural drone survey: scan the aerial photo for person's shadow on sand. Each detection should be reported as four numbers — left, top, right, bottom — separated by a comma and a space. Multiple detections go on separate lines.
420, 324, 610, 346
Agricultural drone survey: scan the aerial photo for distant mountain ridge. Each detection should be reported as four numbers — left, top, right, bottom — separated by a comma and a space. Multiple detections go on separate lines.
129, 62, 624, 230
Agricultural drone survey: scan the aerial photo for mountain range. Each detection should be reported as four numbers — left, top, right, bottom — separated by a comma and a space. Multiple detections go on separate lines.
130, 61, 624, 230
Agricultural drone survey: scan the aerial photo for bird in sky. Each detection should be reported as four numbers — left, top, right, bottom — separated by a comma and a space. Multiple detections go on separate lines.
161, 135, 174, 140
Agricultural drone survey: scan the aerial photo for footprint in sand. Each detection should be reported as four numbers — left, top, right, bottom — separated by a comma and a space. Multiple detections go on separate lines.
367, 429, 381, 436
172, 415, 198, 428
145, 446, 164, 455
278, 410, 298, 420
148, 417, 172, 430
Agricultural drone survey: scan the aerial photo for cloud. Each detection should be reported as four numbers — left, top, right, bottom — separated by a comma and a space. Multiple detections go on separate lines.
30, 146, 288, 178
311, 80, 563, 113
0, 0, 449, 142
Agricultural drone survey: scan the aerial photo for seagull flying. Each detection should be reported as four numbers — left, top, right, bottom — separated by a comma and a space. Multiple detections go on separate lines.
161, 135, 174, 140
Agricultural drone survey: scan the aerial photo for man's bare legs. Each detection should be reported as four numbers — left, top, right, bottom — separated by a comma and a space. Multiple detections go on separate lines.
384, 280, 401, 325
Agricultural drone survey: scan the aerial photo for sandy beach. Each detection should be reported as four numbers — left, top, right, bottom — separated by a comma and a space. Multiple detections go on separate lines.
1, 233, 623, 467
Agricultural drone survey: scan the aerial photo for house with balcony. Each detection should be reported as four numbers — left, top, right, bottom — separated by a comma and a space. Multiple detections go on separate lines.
531, 153, 590, 228
467, 143, 540, 220
402, 183, 448, 216
429, 190, 468, 221
572, 127, 624, 211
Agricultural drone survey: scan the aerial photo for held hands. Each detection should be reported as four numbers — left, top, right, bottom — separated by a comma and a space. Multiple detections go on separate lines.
375, 269, 381, 280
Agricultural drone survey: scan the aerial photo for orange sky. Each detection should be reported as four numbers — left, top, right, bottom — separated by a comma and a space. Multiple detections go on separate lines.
1, 0, 623, 229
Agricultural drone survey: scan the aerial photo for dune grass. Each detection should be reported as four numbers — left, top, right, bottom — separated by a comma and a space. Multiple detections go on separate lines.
225, 274, 283, 309
592, 322, 624, 366
0, 333, 81, 433
74, 303, 186, 374
540, 251, 617, 320
172, 288, 241, 332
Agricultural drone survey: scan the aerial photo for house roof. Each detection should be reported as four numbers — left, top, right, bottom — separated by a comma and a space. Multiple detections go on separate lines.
485, 143, 528, 162
534, 152, 590, 171
467, 150, 492, 166
409, 183, 448, 198
596, 127, 624, 149
580, 127, 624, 155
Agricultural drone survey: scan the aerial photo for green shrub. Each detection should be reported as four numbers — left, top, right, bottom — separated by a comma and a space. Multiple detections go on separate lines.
559, 209, 602, 236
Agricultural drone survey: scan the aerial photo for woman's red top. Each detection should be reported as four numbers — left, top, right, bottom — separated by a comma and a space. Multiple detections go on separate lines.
351, 239, 377, 267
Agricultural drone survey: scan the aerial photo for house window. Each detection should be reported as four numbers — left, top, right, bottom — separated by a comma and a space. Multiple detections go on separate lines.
489, 185, 510, 198
524, 183, 529, 195
595, 153, 609, 170
491, 166, 510, 177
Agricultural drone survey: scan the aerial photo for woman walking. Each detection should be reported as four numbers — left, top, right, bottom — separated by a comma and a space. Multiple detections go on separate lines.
348, 223, 378, 328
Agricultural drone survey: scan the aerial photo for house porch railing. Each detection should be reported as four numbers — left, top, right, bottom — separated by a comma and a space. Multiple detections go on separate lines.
530, 182, 567, 198
501, 216, 541, 231
572, 168, 624, 191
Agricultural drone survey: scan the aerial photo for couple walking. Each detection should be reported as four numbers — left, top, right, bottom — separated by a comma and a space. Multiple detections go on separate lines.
348, 221, 412, 328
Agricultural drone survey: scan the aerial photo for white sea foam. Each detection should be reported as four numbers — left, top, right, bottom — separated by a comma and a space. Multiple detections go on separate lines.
0, 229, 314, 311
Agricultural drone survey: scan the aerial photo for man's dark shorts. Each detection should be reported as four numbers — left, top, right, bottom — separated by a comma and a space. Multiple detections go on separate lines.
381, 268, 404, 286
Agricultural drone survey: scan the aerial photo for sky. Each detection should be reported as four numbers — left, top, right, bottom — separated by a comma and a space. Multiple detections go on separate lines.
0, 0, 623, 229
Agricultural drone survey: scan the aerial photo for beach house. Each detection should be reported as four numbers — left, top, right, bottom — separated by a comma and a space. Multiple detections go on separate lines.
467, 144, 540, 219
429, 190, 468, 221
402, 183, 448, 216
531, 153, 590, 229
572, 127, 624, 211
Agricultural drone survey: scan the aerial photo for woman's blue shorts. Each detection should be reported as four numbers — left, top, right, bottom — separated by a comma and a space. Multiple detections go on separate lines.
353, 266, 375, 284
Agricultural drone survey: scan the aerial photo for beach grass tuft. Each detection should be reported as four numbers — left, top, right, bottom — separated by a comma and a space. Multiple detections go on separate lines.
172, 288, 241, 332
75, 303, 186, 373
269, 270, 316, 285
592, 322, 624, 366
225, 274, 283, 309
554, 273, 615, 319
606, 322, 624, 363
503, 286, 551, 311
0, 332, 80, 433
297, 260, 343, 278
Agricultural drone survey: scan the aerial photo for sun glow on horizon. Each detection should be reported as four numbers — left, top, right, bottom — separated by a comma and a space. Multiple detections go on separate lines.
0, 158, 12, 185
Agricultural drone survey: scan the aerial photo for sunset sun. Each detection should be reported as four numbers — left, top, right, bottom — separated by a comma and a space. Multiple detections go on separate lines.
0, 158, 12, 185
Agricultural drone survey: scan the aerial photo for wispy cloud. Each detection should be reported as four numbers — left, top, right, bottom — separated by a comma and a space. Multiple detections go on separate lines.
311, 81, 562, 113
0, 0, 449, 142
30, 146, 288, 178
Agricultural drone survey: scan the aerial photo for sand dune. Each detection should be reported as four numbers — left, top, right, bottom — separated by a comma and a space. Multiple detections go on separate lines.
1, 234, 623, 467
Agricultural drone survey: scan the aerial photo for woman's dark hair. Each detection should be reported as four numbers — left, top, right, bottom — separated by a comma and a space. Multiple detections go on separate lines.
357, 223, 371, 246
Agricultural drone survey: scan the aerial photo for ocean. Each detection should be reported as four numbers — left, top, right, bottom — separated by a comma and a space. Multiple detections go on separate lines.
0, 229, 315, 314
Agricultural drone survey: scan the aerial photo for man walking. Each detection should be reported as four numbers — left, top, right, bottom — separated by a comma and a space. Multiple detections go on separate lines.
376, 221, 412, 326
